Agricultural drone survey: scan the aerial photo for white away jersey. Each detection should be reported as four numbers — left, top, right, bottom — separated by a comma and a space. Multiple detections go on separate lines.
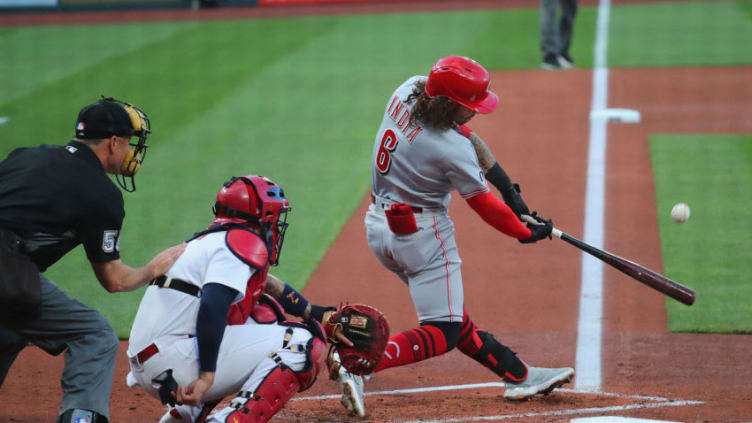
371, 75, 490, 209
128, 231, 252, 355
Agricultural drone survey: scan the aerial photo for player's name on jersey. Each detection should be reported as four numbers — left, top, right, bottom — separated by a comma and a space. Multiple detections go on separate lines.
387, 95, 422, 143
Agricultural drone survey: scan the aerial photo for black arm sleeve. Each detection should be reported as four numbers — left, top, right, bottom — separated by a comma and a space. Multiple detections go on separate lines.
196, 283, 239, 372
485, 162, 530, 218
485, 162, 514, 194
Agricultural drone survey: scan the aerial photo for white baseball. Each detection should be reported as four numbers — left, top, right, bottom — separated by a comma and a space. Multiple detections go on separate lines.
671, 203, 690, 224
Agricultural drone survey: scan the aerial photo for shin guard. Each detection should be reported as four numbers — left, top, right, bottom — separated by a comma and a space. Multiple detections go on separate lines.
225, 365, 300, 423
456, 311, 527, 382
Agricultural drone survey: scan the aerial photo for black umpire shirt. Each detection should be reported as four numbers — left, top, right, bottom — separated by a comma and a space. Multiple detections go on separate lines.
0, 141, 124, 272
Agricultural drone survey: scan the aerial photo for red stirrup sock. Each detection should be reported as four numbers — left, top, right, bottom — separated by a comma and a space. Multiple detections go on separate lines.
374, 325, 449, 372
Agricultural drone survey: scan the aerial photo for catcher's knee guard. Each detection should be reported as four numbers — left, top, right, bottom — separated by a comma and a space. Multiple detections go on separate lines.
226, 365, 300, 423
250, 294, 287, 324
293, 330, 326, 391
58, 408, 108, 423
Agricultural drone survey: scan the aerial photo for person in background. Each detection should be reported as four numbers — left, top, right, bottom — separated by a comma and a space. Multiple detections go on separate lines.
540, 0, 578, 69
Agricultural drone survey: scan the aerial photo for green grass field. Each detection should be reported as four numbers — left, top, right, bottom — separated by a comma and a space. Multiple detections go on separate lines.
1, 1, 750, 337
651, 135, 752, 333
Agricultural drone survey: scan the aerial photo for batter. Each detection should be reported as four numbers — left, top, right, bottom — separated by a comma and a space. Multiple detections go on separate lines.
337, 56, 574, 415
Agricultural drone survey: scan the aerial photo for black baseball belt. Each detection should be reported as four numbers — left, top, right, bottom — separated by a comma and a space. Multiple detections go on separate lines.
149, 275, 201, 298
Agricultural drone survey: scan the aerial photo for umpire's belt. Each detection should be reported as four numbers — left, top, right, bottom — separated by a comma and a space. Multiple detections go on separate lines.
149, 275, 201, 298
371, 193, 422, 213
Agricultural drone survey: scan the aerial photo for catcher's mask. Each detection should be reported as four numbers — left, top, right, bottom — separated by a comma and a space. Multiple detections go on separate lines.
212, 175, 290, 265
424, 55, 499, 114
75, 95, 151, 192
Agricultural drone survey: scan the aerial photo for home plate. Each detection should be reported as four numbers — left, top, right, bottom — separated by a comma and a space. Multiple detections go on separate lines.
571, 417, 682, 423
589, 108, 641, 123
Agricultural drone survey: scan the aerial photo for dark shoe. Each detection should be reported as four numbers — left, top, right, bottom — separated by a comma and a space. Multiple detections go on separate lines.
541, 54, 561, 70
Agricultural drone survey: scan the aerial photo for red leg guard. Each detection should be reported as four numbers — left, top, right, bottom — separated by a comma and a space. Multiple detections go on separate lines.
374, 325, 450, 372
226, 366, 299, 423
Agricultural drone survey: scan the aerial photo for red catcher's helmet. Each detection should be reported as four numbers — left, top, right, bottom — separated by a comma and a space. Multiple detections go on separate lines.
424, 56, 499, 114
213, 175, 290, 265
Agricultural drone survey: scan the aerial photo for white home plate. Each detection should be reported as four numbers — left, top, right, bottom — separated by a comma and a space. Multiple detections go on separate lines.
589, 108, 641, 123
571, 417, 682, 423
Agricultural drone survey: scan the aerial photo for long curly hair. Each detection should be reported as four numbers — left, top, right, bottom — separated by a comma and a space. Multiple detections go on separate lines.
406, 80, 458, 131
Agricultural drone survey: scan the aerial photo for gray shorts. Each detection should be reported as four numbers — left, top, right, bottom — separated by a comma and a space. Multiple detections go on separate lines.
365, 204, 464, 323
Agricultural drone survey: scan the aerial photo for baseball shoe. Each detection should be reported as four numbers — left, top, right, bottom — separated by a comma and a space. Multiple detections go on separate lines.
159, 404, 201, 422
541, 54, 561, 70
557, 53, 574, 69
504, 366, 574, 401
158, 407, 184, 423
328, 351, 366, 417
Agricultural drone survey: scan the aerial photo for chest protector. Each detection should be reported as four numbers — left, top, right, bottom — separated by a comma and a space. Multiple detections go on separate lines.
223, 227, 270, 325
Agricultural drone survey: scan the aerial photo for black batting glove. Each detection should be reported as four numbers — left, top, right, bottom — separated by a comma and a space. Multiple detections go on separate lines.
519, 212, 553, 244
501, 183, 530, 219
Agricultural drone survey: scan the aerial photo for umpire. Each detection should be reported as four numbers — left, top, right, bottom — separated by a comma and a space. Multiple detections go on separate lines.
0, 97, 185, 423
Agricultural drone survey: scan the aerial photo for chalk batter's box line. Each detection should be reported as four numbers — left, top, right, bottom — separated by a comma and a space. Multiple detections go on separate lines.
292, 382, 694, 402
285, 382, 704, 422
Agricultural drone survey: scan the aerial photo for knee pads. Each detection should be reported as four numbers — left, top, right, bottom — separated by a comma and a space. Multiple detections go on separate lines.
57, 409, 108, 423
291, 334, 325, 391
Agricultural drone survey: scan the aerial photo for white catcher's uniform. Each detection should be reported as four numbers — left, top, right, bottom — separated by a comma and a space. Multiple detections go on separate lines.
366, 76, 490, 323
127, 230, 313, 421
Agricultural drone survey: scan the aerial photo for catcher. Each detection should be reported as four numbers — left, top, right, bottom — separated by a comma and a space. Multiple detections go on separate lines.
126, 174, 388, 423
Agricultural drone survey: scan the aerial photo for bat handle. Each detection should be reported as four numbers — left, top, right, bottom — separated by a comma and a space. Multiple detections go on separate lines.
520, 214, 563, 238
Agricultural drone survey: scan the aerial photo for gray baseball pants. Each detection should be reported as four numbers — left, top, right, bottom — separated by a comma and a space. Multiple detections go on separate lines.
0, 274, 118, 419
540, 0, 578, 58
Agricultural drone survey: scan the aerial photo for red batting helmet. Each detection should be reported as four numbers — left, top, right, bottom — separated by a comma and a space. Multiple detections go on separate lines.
213, 175, 290, 265
424, 56, 499, 114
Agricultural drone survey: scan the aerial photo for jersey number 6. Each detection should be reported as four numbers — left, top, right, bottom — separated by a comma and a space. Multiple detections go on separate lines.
376, 129, 398, 175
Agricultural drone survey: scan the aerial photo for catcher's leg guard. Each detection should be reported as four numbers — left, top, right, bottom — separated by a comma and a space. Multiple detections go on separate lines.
456, 310, 527, 382
223, 365, 300, 423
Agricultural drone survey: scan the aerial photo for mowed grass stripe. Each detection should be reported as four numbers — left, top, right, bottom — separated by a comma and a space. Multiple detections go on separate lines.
0, 22, 197, 105
651, 135, 752, 333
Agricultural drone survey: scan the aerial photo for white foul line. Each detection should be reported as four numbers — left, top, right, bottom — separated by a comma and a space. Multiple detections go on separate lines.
576, 0, 612, 392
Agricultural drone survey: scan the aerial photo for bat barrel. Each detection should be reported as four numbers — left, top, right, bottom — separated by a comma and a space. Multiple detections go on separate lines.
559, 233, 696, 306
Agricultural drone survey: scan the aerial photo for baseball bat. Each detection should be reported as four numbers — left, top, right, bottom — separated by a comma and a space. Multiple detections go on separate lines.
521, 215, 696, 306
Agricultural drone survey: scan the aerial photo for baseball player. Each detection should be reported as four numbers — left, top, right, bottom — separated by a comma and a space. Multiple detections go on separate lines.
333, 56, 575, 416
0, 97, 185, 423
128, 175, 358, 423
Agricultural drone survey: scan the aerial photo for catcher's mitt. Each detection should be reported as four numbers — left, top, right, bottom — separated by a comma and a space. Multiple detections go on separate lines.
324, 304, 390, 375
